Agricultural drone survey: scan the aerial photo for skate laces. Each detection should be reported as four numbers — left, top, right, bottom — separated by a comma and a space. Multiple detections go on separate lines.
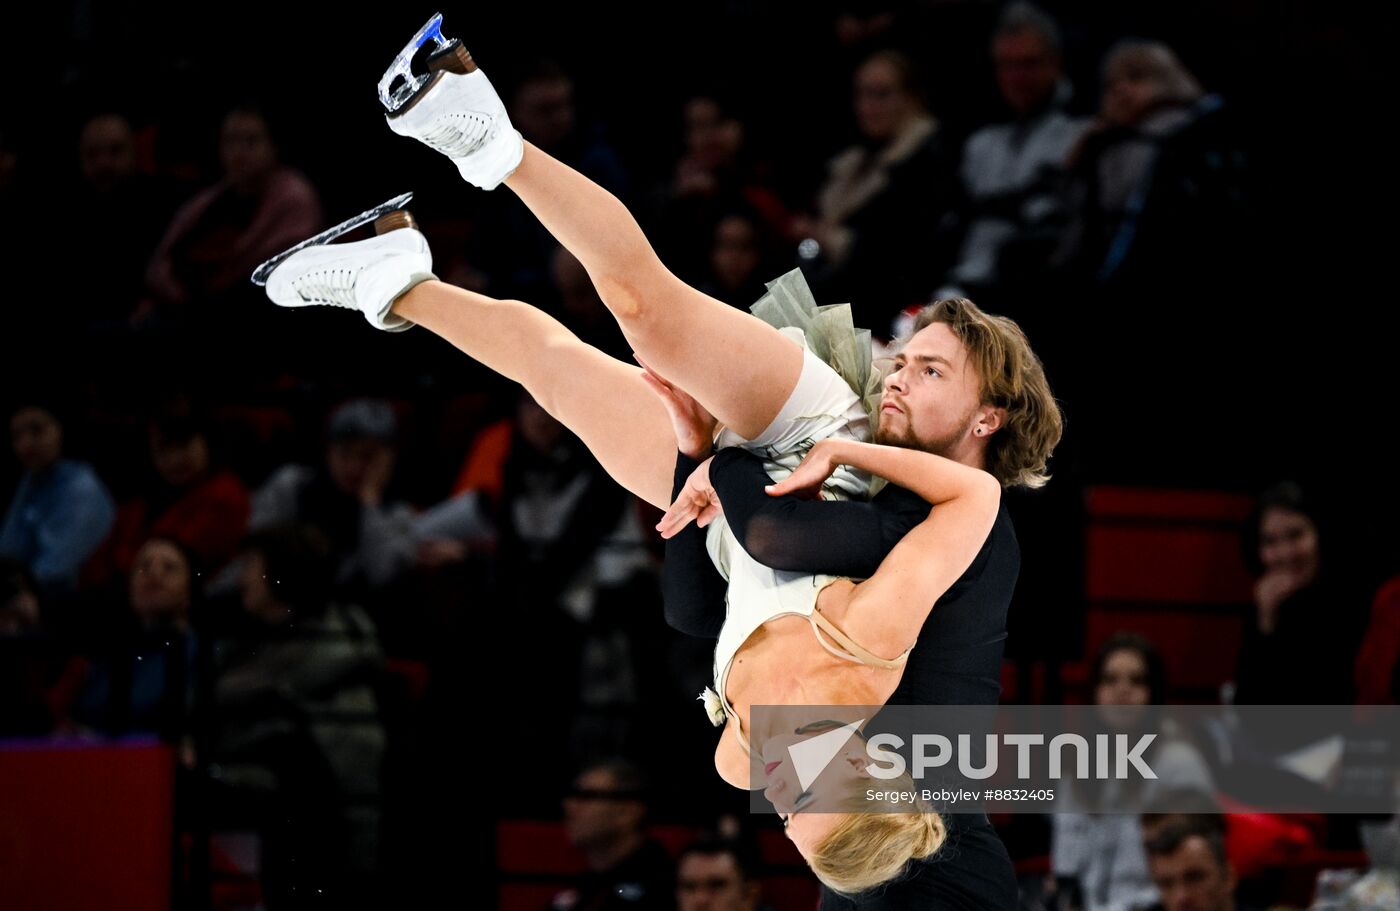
419, 111, 496, 159
292, 265, 361, 309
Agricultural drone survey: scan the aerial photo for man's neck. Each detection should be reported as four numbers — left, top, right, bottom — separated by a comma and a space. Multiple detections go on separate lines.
583, 830, 645, 872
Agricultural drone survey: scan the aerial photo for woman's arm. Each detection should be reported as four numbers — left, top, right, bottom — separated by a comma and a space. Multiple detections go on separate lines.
770, 439, 1002, 656
706, 448, 929, 577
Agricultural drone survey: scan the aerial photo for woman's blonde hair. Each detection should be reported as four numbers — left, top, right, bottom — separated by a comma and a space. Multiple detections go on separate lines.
1104, 40, 1203, 109
910, 298, 1063, 489
807, 804, 946, 894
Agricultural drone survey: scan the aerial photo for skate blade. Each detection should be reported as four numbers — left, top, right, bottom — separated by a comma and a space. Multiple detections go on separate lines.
250, 192, 414, 287
378, 12, 453, 114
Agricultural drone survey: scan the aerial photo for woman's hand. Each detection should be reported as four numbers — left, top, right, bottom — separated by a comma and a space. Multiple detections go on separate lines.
1254, 569, 1305, 634
656, 456, 723, 539
637, 355, 716, 460
763, 439, 847, 500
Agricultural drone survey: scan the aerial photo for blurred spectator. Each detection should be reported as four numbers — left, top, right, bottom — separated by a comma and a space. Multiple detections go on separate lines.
551, 246, 633, 361
0, 557, 40, 636
1, 402, 116, 597
553, 759, 675, 910
248, 399, 417, 594
0, 125, 42, 306
0, 558, 87, 735
61, 112, 177, 323
70, 536, 199, 738
697, 210, 780, 306
1234, 482, 1367, 705
1144, 821, 1257, 911
512, 60, 629, 192
1055, 41, 1222, 284
208, 524, 384, 907
1355, 575, 1400, 703
140, 104, 322, 322
88, 404, 249, 588
453, 392, 664, 772
795, 49, 957, 331
483, 61, 629, 301
940, 2, 1088, 298
651, 94, 789, 289
676, 835, 762, 911
1052, 633, 1215, 911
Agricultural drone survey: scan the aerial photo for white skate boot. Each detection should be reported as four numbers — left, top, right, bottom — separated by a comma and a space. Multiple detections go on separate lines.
379, 13, 524, 190
257, 198, 435, 332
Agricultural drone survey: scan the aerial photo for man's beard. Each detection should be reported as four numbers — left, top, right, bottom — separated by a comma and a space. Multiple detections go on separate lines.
873, 406, 977, 456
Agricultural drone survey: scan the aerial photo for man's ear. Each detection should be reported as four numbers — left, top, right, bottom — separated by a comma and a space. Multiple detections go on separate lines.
976, 406, 1007, 437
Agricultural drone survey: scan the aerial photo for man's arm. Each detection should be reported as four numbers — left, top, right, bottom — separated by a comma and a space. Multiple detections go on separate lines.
707, 448, 928, 578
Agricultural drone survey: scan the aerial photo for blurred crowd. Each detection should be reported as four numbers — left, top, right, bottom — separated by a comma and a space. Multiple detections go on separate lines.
0, 1, 1391, 909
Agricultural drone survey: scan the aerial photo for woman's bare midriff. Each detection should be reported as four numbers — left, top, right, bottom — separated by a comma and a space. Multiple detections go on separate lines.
724, 579, 899, 725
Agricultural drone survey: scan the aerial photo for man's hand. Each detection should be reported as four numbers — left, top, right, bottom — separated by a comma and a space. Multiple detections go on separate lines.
656, 456, 723, 539
762, 438, 847, 500
359, 447, 396, 507
637, 355, 716, 460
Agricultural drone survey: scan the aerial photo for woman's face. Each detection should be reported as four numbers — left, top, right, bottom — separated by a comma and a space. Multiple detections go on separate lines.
1094, 647, 1152, 728
1103, 60, 1159, 126
759, 731, 864, 856
684, 97, 742, 171
854, 58, 916, 143
1258, 507, 1320, 584
711, 215, 761, 292
129, 539, 192, 626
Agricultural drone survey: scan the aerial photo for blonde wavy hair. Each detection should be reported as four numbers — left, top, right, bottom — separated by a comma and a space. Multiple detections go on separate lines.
807, 801, 946, 894
910, 298, 1063, 489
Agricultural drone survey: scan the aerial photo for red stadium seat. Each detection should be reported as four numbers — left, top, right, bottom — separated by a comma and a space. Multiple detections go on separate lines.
1078, 486, 1256, 701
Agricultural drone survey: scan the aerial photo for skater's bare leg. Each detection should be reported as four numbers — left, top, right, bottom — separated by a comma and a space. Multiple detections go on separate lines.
394, 280, 675, 508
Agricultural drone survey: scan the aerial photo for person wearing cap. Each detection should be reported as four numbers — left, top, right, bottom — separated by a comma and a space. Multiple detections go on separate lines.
247, 398, 418, 592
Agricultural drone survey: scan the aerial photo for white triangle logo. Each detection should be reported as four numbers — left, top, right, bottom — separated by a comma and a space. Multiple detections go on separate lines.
789, 719, 865, 791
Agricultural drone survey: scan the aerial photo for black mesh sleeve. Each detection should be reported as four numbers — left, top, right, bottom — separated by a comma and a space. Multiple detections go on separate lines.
661, 452, 728, 639
707, 447, 929, 578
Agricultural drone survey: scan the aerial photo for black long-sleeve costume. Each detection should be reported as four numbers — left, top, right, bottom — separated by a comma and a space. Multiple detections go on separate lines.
663, 447, 1016, 708
662, 447, 1021, 909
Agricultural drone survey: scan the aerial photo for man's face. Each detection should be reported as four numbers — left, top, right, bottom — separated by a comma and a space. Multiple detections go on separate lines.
562, 768, 642, 851
79, 114, 137, 193
220, 111, 276, 190
10, 407, 62, 474
513, 78, 575, 149
993, 31, 1061, 115
677, 852, 755, 911
326, 439, 391, 497
875, 323, 984, 456
1149, 836, 1235, 911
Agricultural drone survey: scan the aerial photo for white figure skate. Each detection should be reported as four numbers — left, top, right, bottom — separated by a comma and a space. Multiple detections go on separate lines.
253, 194, 435, 332
379, 13, 524, 190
